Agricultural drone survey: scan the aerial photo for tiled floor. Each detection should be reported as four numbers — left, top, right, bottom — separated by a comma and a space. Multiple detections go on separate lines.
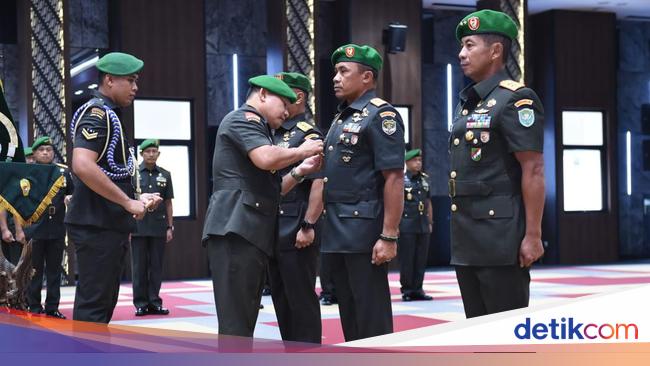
52, 262, 650, 344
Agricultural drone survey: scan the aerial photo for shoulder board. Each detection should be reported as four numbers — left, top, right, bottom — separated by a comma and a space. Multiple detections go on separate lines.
297, 121, 313, 132
245, 112, 261, 123
499, 80, 525, 92
88, 107, 106, 119
56, 163, 68, 169
370, 98, 388, 107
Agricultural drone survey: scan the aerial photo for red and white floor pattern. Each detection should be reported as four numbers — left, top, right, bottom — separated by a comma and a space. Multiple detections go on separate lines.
51, 263, 650, 344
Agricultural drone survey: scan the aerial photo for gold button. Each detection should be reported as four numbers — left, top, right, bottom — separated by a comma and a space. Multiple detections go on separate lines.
453, 138, 460, 146
323, 177, 328, 183
255, 202, 260, 207
353, 210, 359, 216
465, 130, 474, 141
450, 171, 457, 178
328, 145, 334, 151
489, 209, 495, 216
451, 204, 457, 212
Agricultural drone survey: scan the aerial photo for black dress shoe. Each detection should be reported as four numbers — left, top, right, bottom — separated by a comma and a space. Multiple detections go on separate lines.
45, 310, 67, 319
411, 292, 433, 301
148, 305, 170, 315
401, 294, 413, 302
28, 307, 44, 314
135, 307, 148, 316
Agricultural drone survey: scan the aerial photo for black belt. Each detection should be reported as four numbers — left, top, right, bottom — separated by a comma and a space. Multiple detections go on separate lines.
448, 179, 519, 197
324, 189, 381, 203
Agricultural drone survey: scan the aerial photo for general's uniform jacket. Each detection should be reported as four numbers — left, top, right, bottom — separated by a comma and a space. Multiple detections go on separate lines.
449, 70, 544, 266
202, 104, 281, 256
132, 163, 174, 238
321, 90, 405, 253
273, 114, 323, 251
399, 171, 431, 234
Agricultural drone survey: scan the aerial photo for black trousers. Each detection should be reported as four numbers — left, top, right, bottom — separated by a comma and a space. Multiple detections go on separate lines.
207, 234, 268, 337
398, 232, 430, 295
131, 236, 166, 308
269, 244, 321, 343
27, 238, 65, 312
68, 225, 128, 323
1, 240, 23, 265
324, 252, 393, 341
318, 253, 336, 299
455, 265, 530, 318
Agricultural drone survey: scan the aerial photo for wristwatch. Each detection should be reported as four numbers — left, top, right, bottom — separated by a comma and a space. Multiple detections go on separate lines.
300, 220, 316, 230
290, 167, 305, 183
167, 225, 174, 231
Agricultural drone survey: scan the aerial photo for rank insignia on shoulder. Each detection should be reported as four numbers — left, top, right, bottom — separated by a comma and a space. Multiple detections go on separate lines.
89, 107, 105, 119
381, 119, 397, 135
304, 133, 320, 140
81, 127, 98, 140
297, 121, 313, 132
370, 98, 387, 107
245, 112, 261, 123
518, 108, 535, 127
379, 111, 396, 118
499, 80, 524, 91
514, 98, 534, 108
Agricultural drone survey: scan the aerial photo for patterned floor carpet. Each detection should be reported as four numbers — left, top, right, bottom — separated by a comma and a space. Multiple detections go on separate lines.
50, 262, 650, 344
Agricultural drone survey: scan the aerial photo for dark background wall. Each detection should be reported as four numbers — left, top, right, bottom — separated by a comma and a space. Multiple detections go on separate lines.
618, 20, 650, 259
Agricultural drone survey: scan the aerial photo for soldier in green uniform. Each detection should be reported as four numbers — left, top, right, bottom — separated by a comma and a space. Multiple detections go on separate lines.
24, 136, 73, 319
268, 72, 323, 343
202, 75, 323, 337
24, 147, 35, 164
131, 139, 174, 317
65, 52, 163, 323
317, 44, 404, 341
399, 148, 433, 302
451, 10, 545, 318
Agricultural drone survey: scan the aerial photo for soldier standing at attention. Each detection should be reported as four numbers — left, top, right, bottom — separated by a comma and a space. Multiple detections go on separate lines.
202, 75, 323, 338
25, 136, 73, 319
451, 10, 545, 318
268, 72, 323, 343
131, 139, 174, 317
317, 44, 405, 341
65, 52, 162, 323
399, 148, 433, 302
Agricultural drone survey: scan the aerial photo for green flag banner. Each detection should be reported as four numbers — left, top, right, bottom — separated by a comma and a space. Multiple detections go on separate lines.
0, 78, 25, 163
0, 162, 64, 226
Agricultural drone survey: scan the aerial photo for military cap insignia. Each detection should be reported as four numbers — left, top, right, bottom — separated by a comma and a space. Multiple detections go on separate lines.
518, 108, 535, 127
514, 98, 534, 108
81, 127, 98, 140
470, 147, 482, 162
499, 80, 524, 91
89, 107, 105, 119
245, 112, 261, 123
304, 133, 320, 140
382, 119, 397, 135
468, 16, 480, 30
345, 47, 355, 57
370, 98, 387, 107
297, 121, 313, 132
380, 111, 396, 118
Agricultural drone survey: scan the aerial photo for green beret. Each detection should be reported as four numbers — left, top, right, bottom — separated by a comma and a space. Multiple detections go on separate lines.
275, 72, 312, 93
248, 75, 297, 103
405, 148, 421, 161
331, 44, 383, 72
139, 139, 160, 152
96, 52, 144, 76
32, 136, 52, 150
24, 147, 33, 157
456, 9, 518, 41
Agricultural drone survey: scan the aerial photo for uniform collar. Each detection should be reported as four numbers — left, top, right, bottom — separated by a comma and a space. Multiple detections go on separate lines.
92, 91, 119, 110
139, 162, 159, 173
407, 170, 422, 179
279, 113, 305, 132
459, 69, 510, 103
338, 89, 377, 112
